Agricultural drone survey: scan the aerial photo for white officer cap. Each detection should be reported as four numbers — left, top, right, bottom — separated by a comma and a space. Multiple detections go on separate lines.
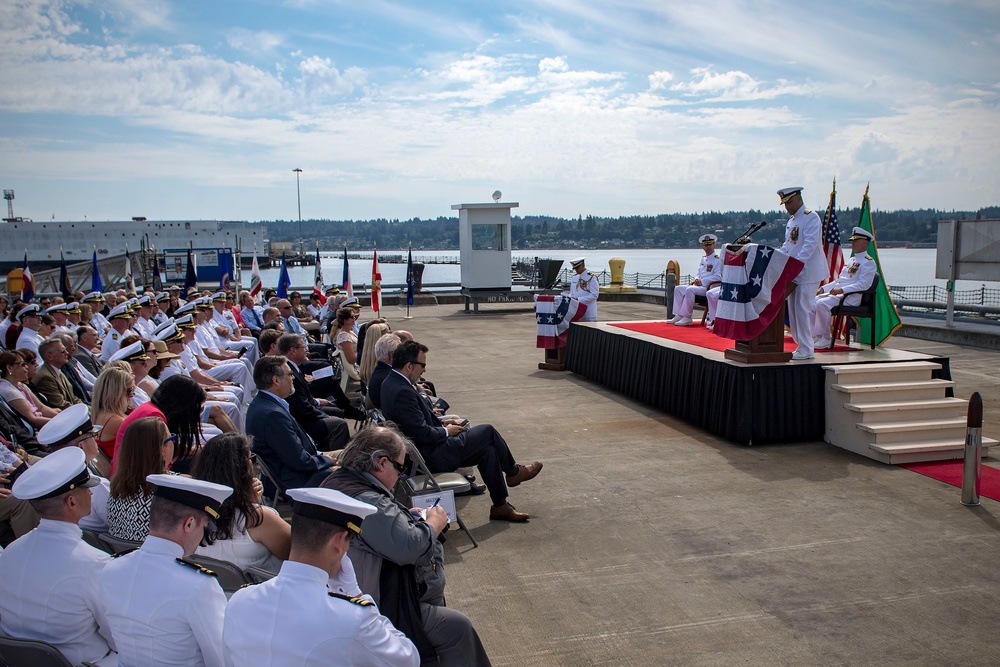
36, 404, 96, 449
155, 324, 185, 344
110, 341, 150, 363
570, 257, 586, 267
287, 488, 377, 537
699, 234, 718, 245
849, 227, 873, 242
174, 301, 196, 317
155, 292, 170, 303
152, 318, 175, 336
16, 304, 41, 321
136, 295, 153, 307
13, 447, 100, 501
175, 314, 196, 330
339, 297, 360, 309
82, 291, 104, 303
146, 474, 233, 522
66, 302, 82, 314
777, 186, 803, 204
44, 303, 69, 315
211, 291, 227, 302
107, 303, 131, 321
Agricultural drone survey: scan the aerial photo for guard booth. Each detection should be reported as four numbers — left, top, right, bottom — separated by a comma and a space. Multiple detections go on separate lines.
453, 201, 519, 311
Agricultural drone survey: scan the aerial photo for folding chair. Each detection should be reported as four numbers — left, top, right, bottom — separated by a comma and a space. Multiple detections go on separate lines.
362, 394, 387, 427
254, 455, 287, 509
829, 274, 880, 350
403, 445, 479, 548
0, 634, 74, 667
186, 554, 252, 598
98, 532, 142, 555
338, 347, 362, 401
243, 565, 279, 584
81, 528, 111, 554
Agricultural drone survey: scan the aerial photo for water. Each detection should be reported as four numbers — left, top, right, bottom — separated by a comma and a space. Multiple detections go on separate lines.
259, 247, 993, 291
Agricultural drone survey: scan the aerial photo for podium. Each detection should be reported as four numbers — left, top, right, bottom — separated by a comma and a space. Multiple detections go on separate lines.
724, 283, 795, 364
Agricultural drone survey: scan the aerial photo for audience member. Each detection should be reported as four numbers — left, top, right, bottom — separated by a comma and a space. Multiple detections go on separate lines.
34, 337, 84, 410
359, 320, 391, 383
91, 365, 133, 463
223, 487, 419, 667
0, 350, 58, 429
278, 333, 351, 450
14, 304, 43, 353
239, 290, 265, 334
192, 433, 290, 571
107, 416, 174, 542
0, 436, 38, 546
101, 475, 232, 667
114, 375, 207, 473
367, 332, 401, 409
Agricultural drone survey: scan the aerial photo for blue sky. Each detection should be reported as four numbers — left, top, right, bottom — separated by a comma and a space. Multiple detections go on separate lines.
1, 0, 998, 223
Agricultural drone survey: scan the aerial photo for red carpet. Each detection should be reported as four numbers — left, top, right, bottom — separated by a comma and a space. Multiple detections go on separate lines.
609, 320, 854, 354
901, 461, 1000, 502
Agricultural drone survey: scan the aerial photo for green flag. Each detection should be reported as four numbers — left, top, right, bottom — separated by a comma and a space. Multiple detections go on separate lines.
855, 184, 902, 346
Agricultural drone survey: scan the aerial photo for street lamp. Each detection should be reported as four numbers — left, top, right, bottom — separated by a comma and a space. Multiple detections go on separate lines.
293, 168, 303, 257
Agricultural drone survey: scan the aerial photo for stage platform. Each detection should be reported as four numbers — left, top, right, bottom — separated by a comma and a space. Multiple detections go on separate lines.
565, 320, 953, 445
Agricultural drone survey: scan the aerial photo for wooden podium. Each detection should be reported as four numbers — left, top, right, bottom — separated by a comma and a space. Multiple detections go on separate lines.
724, 283, 795, 364
538, 346, 567, 371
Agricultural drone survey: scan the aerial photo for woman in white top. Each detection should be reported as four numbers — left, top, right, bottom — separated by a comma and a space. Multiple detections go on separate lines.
0, 350, 59, 429
332, 307, 360, 365
192, 432, 290, 572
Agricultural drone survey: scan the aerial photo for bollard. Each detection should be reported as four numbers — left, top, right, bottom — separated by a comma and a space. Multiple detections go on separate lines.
665, 272, 676, 318
960, 392, 983, 506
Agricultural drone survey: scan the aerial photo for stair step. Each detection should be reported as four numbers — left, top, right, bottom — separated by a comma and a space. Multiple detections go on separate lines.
822, 361, 942, 384
857, 418, 967, 445
857, 418, 966, 434
870, 437, 1000, 456
845, 398, 968, 422
831, 380, 955, 399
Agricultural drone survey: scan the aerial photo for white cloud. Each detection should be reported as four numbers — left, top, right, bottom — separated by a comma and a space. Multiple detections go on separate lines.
670, 67, 812, 102
648, 71, 673, 91
226, 28, 284, 54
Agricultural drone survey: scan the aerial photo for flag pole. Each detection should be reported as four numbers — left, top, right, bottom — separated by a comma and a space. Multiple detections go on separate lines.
405, 242, 413, 319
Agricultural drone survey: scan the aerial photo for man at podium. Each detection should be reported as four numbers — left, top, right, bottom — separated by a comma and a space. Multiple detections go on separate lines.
776, 186, 828, 360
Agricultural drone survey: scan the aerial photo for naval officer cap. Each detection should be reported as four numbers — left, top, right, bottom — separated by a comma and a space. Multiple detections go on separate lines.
36, 404, 96, 450
155, 292, 170, 303
110, 341, 150, 364
287, 487, 377, 537
175, 314, 196, 330
570, 257, 586, 267
849, 227, 874, 241
146, 474, 233, 522
44, 303, 69, 315
339, 297, 360, 309
16, 304, 41, 321
152, 318, 175, 336
174, 301, 196, 317
212, 291, 227, 302
195, 298, 212, 310
107, 303, 131, 321
777, 186, 803, 204
13, 446, 100, 501
82, 291, 105, 303
155, 324, 185, 344
66, 302, 82, 314
137, 295, 153, 307
699, 234, 718, 245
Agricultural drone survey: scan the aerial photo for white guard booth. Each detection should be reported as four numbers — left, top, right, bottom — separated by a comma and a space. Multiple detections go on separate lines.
453, 201, 519, 311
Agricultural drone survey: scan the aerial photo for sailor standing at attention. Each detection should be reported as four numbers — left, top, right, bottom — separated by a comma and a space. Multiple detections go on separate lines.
776, 186, 828, 360
668, 234, 722, 326
568, 257, 599, 322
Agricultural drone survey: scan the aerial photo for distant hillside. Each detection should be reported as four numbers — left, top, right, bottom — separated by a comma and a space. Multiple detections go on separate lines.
258, 206, 1000, 251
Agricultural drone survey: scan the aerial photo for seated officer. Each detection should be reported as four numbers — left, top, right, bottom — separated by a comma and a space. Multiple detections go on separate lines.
0, 446, 117, 666
668, 234, 722, 327
811, 227, 878, 348
223, 487, 419, 667
100, 475, 233, 667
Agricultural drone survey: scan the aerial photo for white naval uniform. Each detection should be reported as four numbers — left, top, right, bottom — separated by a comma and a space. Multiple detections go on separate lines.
0, 519, 117, 667
79, 472, 112, 534
569, 269, 600, 322
100, 535, 228, 667
705, 284, 722, 323
135, 316, 155, 338
212, 307, 259, 364
223, 559, 419, 667
0, 318, 13, 347
91, 313, 111, 336
779, 203, 827, 356
196, 323, 254, 375
672, 252, 723, 319
186, 334, 254, 390
15, 327, 44, 354
100, 330, 124, 363
811, 252, 877, 340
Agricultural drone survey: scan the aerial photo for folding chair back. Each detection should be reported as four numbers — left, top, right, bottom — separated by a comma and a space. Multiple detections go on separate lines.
403, 445, 478, 548
0, 634, 75, 667
254, 455, 285, 508
98, 532, 142, 555
186, 554, 251, 598
81, 528, 111, 554
243, 566, 278, 584
830, 273, 880, 350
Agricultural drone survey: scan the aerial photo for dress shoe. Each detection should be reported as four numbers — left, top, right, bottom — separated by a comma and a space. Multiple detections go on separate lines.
456, 481, 487, 496
666, 315, 680, 324
674, 316, 693, 326
489, 502, 529, 522
705, 319, 714, 331
791, 350, 814, 360
505, 461, 543, 487
813, 336, 831, 349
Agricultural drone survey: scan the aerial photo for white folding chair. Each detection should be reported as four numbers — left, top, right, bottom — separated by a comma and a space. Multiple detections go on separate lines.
403, 444, 479, 548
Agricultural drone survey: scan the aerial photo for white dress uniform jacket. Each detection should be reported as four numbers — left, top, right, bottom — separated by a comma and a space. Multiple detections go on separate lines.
100, 331, 123, 363
780, 204, 827, 285
811, 252, 878, 339
569, 269, 600, 322
0, 519, 117, 666
100, 535, 228, 667
14, 328, 44, 354
223, 559, 419, 667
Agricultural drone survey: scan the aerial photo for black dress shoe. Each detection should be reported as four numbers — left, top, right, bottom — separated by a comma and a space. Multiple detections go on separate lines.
457, 482, 487, 496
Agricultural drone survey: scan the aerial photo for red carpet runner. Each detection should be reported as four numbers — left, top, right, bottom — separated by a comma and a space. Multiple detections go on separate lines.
900, 461, 1000, 502
609, 320, 853, 354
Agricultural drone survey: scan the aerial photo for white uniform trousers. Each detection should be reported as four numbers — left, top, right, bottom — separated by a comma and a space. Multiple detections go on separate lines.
672, 284, 707, 318
788, 281, 821, 355
810, 291, 863, 340
706, 286, 722, 322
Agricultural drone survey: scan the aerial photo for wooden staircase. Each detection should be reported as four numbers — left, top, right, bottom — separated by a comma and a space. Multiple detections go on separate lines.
823, 361, 997, 464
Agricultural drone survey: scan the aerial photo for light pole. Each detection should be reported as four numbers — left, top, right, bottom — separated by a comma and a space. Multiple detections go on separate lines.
293, 168, 303, 257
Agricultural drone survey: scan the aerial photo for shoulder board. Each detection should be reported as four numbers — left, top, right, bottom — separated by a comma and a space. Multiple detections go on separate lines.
175, 558, 218, 577
328, 591, 372, 606
865, 255, 874, 260
112, 547, 138, 558
804, 209, 812, 214
110, 333, 118, 339
239, 581, 260, 589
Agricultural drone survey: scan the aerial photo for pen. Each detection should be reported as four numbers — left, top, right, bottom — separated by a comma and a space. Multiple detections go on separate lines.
431, 497, 441, 508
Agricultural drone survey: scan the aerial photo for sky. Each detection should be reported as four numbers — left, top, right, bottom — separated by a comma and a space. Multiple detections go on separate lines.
1, 0, 998, 224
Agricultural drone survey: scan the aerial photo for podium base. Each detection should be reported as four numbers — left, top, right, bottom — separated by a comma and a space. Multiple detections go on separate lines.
724, 345, 792, 364
539, 346, 567, 371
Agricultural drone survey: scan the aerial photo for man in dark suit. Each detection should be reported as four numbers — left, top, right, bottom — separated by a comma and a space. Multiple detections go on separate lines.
245, 355, 335, 493
74, 326, 104, 377
277, 334, 351, 451
381, 340, 543, 522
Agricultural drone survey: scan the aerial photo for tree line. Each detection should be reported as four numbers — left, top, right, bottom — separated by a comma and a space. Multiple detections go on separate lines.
258, 206, 1000, 251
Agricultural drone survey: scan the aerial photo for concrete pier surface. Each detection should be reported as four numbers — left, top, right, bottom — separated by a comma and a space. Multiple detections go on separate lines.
388, 298, 1000, 666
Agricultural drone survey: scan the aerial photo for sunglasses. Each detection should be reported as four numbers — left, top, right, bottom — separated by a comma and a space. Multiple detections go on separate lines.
163, 434, 179, 446
387, 458, 407, 474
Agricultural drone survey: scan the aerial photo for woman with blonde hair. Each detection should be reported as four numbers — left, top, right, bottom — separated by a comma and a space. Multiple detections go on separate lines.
359, 320, 391, 382
91, 365, 134, 464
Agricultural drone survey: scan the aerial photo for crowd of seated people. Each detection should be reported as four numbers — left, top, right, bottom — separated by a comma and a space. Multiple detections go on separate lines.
0, 284, 553, 667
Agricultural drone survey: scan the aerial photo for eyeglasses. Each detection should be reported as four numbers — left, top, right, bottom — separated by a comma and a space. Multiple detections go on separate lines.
280, 306, 292, 310
163, 434, 179, 446
249, 452, 258, 464
387, 458, 407, 474
127, 387, 136, 396
411, 361, 426, 368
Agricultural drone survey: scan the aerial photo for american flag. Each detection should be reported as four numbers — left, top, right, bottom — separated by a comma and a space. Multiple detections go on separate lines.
822, 180, 844, 285
713, 244, 804, 341
535, 294, 587, 348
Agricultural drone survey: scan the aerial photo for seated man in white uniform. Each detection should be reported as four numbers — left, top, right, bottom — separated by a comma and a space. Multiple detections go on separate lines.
83, 291, 111, 336
45, 302, 73, 333
568, 257, 600, 322
209, 291, 258, 365
178, 310, 256, 395
668, 234, 722, 326
99, 304, 132, 363
223, 487, 419, 667
0, 446, 117, 667
172, 316, 249, 403
100, 475, 232, 667
133, 295, 157, 338
811, 227, 878, 348
14, 304, 45, 354
192, 300, 255, 376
